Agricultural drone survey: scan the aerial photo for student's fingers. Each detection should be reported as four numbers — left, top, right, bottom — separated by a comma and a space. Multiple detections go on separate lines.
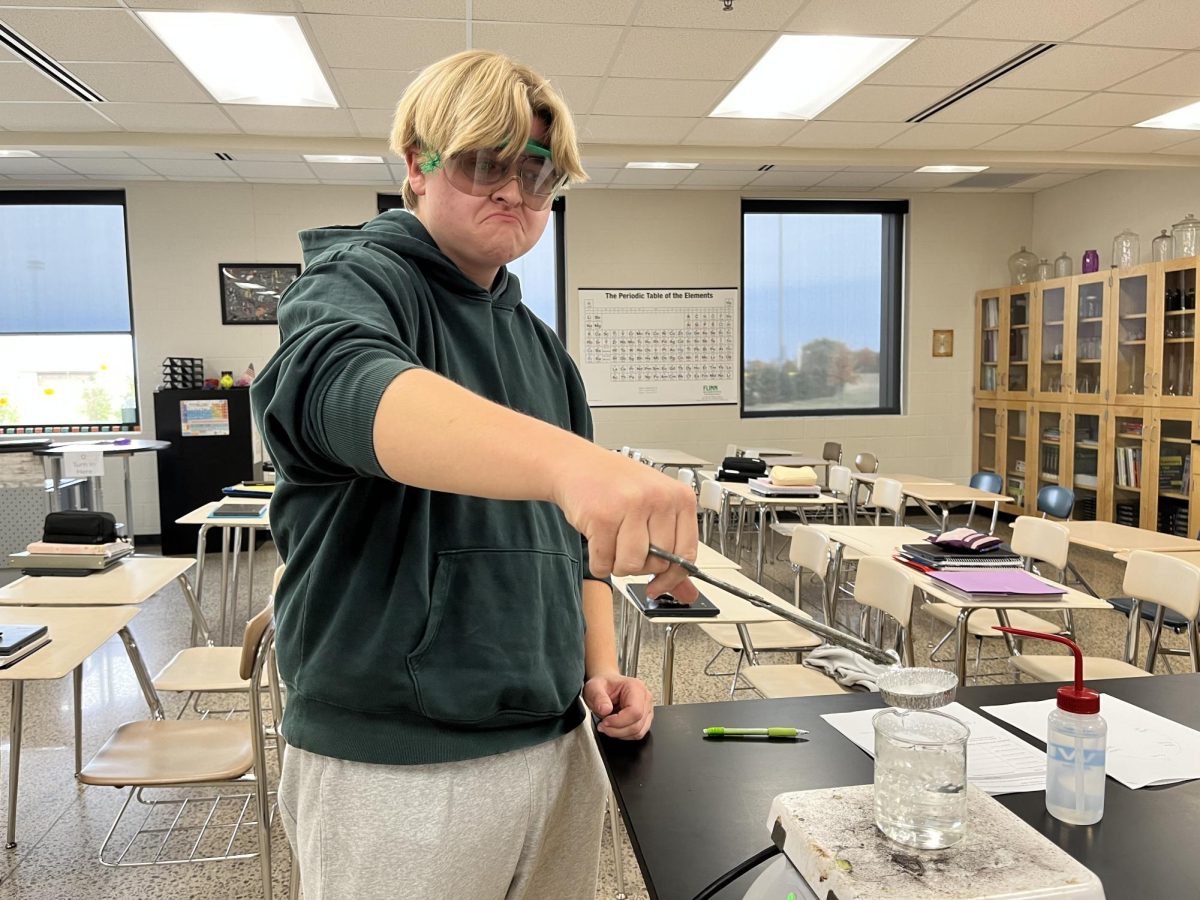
595, 679, 654, 740
612, 516, 650, 577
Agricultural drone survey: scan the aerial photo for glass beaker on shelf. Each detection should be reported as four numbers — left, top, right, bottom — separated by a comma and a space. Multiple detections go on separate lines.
1152, 229, 1174, 262
1172, 213, 1200, 258
1054, 251, 1072, 278
1036, 258, 1053, 281
1008, 246, 1038, 285
1112, 228, 1140, 269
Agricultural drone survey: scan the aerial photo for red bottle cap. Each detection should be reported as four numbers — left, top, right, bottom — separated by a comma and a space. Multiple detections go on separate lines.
994, 626, 1100, 716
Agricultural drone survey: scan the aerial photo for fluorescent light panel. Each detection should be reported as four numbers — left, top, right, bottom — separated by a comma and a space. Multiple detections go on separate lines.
139, 12, 336, 107
711, 34, 913, 119
304, 154, 384, 164
0, 150, 39, 158
1135, 100, 1200, 130
916, 165, 989, 173
625, 162, 698, 170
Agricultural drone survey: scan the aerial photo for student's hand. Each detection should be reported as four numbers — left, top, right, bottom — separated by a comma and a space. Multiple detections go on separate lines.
552, 450, 699, 601
585, 673, 654, 740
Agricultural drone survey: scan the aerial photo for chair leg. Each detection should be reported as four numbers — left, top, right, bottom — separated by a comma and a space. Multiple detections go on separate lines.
607, 791, 627, 900
728, 651, 744, 698
289, 852, 301, 900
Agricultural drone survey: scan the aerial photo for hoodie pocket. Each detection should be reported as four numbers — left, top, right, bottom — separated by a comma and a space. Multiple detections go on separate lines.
407, 549, 585, 726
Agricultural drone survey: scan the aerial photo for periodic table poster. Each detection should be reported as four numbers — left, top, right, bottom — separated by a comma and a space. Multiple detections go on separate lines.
578, 287, 738, 407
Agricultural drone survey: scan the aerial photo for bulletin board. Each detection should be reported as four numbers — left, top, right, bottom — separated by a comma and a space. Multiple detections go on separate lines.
578, 287, 738, 407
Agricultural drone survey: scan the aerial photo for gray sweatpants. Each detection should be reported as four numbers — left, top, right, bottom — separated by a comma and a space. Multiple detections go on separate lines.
277, 723, 609, 900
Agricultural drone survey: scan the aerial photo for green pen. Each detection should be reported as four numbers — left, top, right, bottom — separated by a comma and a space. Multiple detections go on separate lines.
702, 726, 806, 739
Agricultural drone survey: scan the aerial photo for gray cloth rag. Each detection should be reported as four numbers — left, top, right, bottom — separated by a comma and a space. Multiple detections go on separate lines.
802, 644, 890, 691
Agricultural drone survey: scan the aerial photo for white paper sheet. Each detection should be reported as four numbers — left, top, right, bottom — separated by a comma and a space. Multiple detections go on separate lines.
821, 702, 1047, 795
981, 694, 1200, 790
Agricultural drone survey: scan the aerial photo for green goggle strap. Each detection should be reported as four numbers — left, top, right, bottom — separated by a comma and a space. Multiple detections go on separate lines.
418, 150, 442, 174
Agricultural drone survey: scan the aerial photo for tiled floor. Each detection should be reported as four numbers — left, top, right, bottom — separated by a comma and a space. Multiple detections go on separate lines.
0, 518, 1192, 900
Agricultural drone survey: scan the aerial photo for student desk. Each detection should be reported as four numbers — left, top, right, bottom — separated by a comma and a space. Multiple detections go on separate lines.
1064, 520, 1200, 599
0, 605, 146, 848
633, 449, 712, 472
847, 471, 951, 522
900, 482, 1012, 533
597, 673, 1200, 900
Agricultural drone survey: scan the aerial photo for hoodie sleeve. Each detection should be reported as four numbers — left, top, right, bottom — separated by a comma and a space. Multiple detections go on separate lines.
559, 341, 610, 587
251, 248, 423, 484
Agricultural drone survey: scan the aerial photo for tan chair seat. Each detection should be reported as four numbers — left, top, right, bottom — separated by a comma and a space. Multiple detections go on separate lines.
922, 603, 1061, 637
742, 664, 850, 698
153, 647, 256, 693
700, 621, 820, 651
1010, 655, 1153, 683
79, 720, 254, 787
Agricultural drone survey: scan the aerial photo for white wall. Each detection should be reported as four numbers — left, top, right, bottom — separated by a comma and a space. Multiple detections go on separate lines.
65, 181, 1030, 534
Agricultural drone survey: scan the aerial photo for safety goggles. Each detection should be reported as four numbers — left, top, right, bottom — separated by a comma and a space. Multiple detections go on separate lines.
426, 139, 566, 211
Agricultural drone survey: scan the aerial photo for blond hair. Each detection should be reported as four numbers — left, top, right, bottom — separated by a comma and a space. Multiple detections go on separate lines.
390, 50, 587, 209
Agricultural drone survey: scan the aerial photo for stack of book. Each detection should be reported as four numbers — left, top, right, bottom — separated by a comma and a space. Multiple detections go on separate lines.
222, 481, 275, 499
896, 542, 1022, 572
748, 477, 821, 497
926, 569, 1065, 603
8, 540, 132, 576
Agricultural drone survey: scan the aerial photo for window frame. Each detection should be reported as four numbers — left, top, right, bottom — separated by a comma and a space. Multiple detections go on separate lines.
739, 198, 906, 419
0, 188, 140, 433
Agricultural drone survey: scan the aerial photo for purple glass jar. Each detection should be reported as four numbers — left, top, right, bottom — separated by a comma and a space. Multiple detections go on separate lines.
1082, 249, 1100, 273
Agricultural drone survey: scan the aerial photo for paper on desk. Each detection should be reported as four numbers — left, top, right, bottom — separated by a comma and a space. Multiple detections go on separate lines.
981, 694, 1200, 790
821, 702, 1046, 795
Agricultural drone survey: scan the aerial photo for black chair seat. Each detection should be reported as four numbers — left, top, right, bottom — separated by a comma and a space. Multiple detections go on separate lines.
1107, 596, 1188, 632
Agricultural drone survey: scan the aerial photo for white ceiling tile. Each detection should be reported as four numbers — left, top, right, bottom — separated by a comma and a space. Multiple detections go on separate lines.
818, 85, 947, 122
331, 69, 415, 109
681, 117, 804, 146
2, 0, 126, 6
935, 0, 1139, 41
473, 0, 634, 25
592, 78, 727, 119
307, 161, 391, 180
321, 177, 395, 185
40, 148, 130, 157
606, 182, 674, 190
0, 62, 75, 102
1011, 173, 1089, 190
100, 103, 238, 133
350, 107, 394, 138
783, 121, 912, 148
1, 171, 89, 181
0, 102, 118, 131
1036, 92, 1197, 127
930, 88, 1088, 125
126, 148, 217, 159
976, 124, 1116, 150
883, 171, 970, 188
679, 169, 759, 187
611, 167, 692, 186
300, 0, 464, 14
223, 105, 358, 136
0, 156, 74, 175
1067, 127, 1199, 153
129, 0, 297, 9
996, 45, 1179, 92
1110, 52, 1200, 95
103, 173, 165, 180
635, 0, 800, 30
227, 160, 317, 179
143, 158, 237, 177
578, 167, 617, 185
545, 75, 604, 116
880, 122, 1013, 148
749, 170, 835, 188
472, 23, 624, 78
579, 115, 696, 144
786, 0, 972, 36
0, 46, 12, 61
816, 171, 902, 188
225, 151, 305, 161
58, 156, 155, 175
869, 39, 1031, 88
608, 27, 775, 80
65, 62, 211, 103
305, 15, 465, 70
1155, 135, 1200, 155
1074, 0, 1200, 50
387, 162, 410, 180
0, 9, 174, 62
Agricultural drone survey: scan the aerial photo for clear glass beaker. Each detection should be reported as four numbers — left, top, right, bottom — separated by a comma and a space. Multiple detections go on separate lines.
873, 708, 969, 849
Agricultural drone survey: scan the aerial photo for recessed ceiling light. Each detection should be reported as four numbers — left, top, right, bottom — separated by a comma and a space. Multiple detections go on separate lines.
916, 165, 989, 173
1135, 100, 1200, 130
710, 34, 913, 119
138, 12, 336, 107
0, 150, 39, 158
303, 154, 385, 164
624, 162, 699, 170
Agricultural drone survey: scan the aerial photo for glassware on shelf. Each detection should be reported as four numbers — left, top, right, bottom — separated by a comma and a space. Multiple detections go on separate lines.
1054, 251, 1072, 278
1172, 213, 1200, 258
1008, 246, 1038, 285
1036, 258, 1053, 281
1152, 229, 1174, 262
1112, 228, 1140, 269
1082, 249, 1100, 273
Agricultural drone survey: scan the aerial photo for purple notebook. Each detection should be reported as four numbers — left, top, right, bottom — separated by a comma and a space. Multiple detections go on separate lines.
928, 569, 1065, 599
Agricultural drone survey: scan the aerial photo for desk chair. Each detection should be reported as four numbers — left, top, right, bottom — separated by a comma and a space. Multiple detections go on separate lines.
79, 602, 284, 899
698, 479, 727, 551
823, 442, 843, 466
631, 450, 643, 463
677, 467, 697, 492
1035, 485, 1100, 595
619, 446, 632, 458
869, 477, 905, 526
965, 472, 1004, 531
853, 451, 879, 473
1009, 550, 1200, 681
827, 465, 853, 525
1108, 532, 1197, 667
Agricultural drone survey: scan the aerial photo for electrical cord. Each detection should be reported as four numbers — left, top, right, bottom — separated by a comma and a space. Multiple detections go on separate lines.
690, 844, 781, 900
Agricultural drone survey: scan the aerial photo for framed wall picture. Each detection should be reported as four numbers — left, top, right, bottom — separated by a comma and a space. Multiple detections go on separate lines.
218, 263, 300, 325
932, 329, 954, 357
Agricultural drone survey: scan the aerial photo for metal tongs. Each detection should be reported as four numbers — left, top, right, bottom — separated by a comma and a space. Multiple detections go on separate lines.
648, 544, 900, 667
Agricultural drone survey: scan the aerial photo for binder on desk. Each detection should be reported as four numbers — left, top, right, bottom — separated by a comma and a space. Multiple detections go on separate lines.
221, 483, 275, 498
207, 502, 268, 519
625, 583, 720, 618
927, 570, 1065, 602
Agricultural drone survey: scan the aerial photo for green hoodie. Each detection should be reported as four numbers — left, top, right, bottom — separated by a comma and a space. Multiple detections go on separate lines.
251, 209, 598, 765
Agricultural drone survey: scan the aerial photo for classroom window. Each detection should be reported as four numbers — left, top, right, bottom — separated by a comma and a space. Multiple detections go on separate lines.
0, 191, 138, 432
377, 194, 566, 339
741, 199, 905, 417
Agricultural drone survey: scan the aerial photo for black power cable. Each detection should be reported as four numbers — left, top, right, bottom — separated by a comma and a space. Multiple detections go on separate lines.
691, 844, 781, 900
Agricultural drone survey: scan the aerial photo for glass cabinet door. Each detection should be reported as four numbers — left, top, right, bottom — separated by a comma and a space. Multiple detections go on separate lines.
1036, 281, 1069, 400
975, 403, 1000, 479
1113, 267, 1152, 404
1107, 408, 1148, 527
1036, 406, 1066, 499
1072, 274, 1108, 402
1149, 413, 1195, 538
976, 290, 1001, 397
1070, 409, 1103, 521
1155, 260, 1198, 406
1004, 288, 1031, 397
1004, 405, 1029, 512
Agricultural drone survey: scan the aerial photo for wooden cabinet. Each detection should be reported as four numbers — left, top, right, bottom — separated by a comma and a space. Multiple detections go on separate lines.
1067, 406, 1106, 521
1070, 272, 1109, 404
1002, 403, 1032, 514
1003, 287, 1034, 400
1105, 405, 1151, 527
1145, 410, 1198, 538
1153, 257, 1199, 407
1112, 265, 1155, 406
1034, 278, 1071, 402
1033, 403, 1070, 504
975, 290, 1002, 398
974, 401, 1002, 480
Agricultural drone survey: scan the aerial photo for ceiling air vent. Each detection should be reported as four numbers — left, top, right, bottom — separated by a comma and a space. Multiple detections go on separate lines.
952, 172, 1037, 189
758, 164, 774, 171
907, 43, 1057, 123
0, 23, 105, 102
215, 153, 234, 161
